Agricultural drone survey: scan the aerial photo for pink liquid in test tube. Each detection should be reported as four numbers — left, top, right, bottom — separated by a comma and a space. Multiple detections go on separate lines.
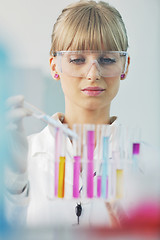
55, 161, 59, 196
97, 176, 102, 198
87, 130, 94, 198
73, 156, 81, 198
106, 176, 109, 199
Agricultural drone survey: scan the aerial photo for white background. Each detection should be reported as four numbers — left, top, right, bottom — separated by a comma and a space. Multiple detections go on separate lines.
0, 0, 159, 146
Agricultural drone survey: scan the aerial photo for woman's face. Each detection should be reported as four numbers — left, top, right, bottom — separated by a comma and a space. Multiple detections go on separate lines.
50, 51, 129, 111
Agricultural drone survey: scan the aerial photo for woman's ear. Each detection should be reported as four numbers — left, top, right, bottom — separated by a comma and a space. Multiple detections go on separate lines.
49, 57, 60, 80
120, 56, 130, 80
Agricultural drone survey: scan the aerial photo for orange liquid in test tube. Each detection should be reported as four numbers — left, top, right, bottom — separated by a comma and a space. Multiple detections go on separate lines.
58, 156, 66, 198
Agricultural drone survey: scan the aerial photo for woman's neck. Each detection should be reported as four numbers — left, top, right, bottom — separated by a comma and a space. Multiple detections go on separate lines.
64, 104, 111, 130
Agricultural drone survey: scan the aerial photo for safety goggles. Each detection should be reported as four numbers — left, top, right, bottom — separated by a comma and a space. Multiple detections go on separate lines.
54, 51, 128, 78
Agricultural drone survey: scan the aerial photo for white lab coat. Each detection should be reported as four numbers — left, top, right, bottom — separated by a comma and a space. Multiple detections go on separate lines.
5, 113, 160, 227
5, 113, 117, 227
27, 113, 121, 227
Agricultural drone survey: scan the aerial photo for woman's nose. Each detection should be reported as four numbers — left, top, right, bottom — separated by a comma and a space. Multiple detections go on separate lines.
86, 60, 101, 80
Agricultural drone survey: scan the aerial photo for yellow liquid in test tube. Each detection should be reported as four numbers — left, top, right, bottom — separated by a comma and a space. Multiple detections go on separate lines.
116, 169, 124, 199
58, 156, 65, 198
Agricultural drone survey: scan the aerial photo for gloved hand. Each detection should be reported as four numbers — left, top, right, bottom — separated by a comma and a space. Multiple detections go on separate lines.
6, 95, 31, 174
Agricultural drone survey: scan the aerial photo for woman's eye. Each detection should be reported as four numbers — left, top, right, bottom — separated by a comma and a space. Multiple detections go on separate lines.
69, 58, 85, 64
98, 57, 116, 64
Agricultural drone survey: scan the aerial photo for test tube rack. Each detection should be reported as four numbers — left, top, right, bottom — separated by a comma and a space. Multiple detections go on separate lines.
45, 124, 141, 201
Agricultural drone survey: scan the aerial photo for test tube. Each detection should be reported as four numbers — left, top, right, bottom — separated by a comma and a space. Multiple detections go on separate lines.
96, 125, 102, 198
116, 168, 124, 199
112, 125, 125, 200
87, 126, 95, 198
97, 176, 102, 198
101, 125, 110, 199
54, 128, 60, 197
132, 127, 141, 173
122, 126, 133, 200
81, 126, 87, 199
109, 153, 116, 200
83, 124, 95, 199
73, 124, 81, 198
132, 143, 140, 172
58, 126, 67, 198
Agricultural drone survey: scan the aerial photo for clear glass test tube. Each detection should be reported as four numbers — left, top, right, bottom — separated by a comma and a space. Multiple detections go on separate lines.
101, 125, 110, 199
111, 150, 124, 200
131, 127, 141, 173
96, 125, 102, 198
54, 128, 60, 197
97, 175, 102, 198
109, 154, 116, 200
58, 125, 67, 198
112, 125, 125, 200
83, 124, 95, 199
116, 168, 124, 199
73, 124, 81, 198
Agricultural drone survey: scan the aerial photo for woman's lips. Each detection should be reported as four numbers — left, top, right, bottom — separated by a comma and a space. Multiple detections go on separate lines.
81, 87, 105, 96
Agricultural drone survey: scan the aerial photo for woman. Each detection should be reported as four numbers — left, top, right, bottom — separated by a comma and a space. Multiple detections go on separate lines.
5, 0, 130, 227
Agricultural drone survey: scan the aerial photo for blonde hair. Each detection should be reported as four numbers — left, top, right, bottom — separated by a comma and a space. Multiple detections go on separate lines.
50, 0, 128, 55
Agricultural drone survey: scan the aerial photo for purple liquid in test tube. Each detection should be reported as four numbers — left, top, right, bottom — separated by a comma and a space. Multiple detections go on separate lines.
87, 130, 94, 198
132, 143, 140, 173
73, 156, 81, 198
97, 176, 101, 198
133, 143, 140, 154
